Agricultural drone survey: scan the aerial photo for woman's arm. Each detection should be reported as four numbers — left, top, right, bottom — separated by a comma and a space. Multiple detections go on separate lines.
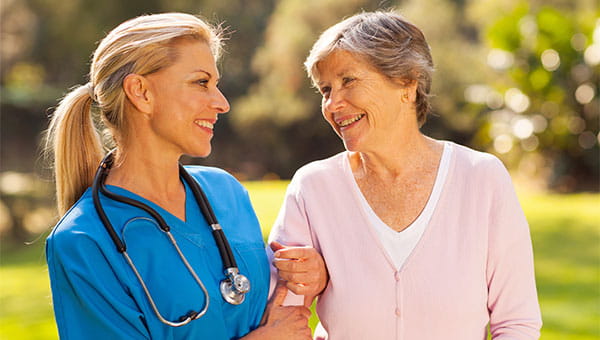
46, 230, 150, 339
486, 159, 542, 339
267, 179, 329, 307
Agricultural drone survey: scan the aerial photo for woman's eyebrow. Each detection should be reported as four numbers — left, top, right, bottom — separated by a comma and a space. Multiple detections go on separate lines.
191, 69, 220, 81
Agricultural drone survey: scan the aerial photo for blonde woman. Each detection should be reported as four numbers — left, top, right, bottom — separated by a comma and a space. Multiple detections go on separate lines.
45, 13, 314, 339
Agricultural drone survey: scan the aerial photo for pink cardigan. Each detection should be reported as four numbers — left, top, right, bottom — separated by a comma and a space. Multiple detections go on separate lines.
268, 142, 542, 339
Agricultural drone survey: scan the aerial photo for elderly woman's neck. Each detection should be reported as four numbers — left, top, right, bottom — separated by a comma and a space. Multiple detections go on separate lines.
352, 133, 442, 181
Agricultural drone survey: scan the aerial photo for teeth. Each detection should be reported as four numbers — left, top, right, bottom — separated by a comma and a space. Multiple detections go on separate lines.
195, 120, 214, 129
338, 114, 365, 127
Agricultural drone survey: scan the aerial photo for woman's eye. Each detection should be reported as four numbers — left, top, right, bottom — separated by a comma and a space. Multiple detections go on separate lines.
320, 86, 331, 96
195, 79, 209, 87
342, 77, 355, 85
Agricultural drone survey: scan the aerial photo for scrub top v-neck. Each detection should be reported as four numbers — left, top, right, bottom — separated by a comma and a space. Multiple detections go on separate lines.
47, 166, 269, 340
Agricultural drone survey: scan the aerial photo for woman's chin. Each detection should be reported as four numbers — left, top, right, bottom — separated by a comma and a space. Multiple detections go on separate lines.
186, 146, 212, 159
342, 139, 361, 152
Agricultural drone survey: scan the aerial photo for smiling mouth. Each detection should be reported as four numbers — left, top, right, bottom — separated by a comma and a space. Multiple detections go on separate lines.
337, 114, 365, 128
194, 120, 214, 129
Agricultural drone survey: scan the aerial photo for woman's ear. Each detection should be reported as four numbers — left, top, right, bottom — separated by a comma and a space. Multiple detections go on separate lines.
401, 79, 418, 103
123, 74, 153, 114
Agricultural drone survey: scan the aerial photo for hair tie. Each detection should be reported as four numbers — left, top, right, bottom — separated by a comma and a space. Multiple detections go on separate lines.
85, 82, 97, 103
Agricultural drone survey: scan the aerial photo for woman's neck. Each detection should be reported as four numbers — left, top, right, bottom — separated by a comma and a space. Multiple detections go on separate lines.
105, 145, 187, 220
350, 132, 442, 181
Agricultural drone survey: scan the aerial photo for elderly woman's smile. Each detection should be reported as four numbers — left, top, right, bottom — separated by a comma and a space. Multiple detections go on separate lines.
315, 49, 410, 152
336, 113, 365, 128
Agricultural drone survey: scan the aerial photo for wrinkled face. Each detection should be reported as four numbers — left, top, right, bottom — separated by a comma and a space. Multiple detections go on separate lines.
315, 49, 408, 153
144, 40, 230, 158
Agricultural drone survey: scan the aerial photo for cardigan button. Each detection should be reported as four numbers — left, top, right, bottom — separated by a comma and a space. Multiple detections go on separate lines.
394, 271, 401, 281
395, 308, 401, 316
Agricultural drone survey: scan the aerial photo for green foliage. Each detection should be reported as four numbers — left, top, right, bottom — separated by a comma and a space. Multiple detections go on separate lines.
1, 183, 598, 339
486, 3, 529, 51
1, 0, 598, 191
476, 0, 599, 191
234, 0, 372, 126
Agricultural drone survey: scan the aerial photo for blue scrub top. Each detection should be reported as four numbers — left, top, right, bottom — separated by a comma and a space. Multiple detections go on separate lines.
46, 166, 269, 339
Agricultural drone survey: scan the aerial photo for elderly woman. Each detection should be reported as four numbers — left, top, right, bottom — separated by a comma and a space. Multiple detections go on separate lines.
268, 11, 542, 340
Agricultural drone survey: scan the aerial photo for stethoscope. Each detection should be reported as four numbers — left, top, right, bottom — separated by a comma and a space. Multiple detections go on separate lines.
91, 151, 250, 327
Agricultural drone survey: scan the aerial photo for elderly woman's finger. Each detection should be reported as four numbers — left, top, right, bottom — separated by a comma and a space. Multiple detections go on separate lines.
285, 281, 313, 295
273, 257, 313, 272
277, 270, 312, 284
274, 246, 315, 260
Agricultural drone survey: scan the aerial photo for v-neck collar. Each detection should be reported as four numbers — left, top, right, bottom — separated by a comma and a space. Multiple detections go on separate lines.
339, 141, 454, 272
105, 178, 197, 229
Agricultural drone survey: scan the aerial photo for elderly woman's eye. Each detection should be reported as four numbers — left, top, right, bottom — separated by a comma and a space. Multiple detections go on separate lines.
320, 86, 331, 96
342, 77, 355, 85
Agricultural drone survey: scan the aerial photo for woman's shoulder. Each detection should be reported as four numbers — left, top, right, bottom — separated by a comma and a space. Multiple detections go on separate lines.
448, 142, 506, 173
292, 151, 346, 182
184, 165, 236, 180
47, 189, 105, 247
445, 142, 513, 192
183, 165, 253, 210
282, 152, 348, 199
184, 165, 244, 190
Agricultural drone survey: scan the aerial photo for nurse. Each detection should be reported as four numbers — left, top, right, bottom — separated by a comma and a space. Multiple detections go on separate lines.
44, 13, 312, 339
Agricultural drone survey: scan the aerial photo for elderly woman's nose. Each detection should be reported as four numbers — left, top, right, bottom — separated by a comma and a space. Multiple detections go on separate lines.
323, 91, 346, 112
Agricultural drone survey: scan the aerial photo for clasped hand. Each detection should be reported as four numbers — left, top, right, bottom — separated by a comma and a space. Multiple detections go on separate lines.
243, 280, 312, 340
270, 241, 329, 307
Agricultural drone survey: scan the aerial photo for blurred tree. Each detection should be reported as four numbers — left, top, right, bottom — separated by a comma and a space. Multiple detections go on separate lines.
467, 0, 599, 191
0, 0, 277, 241
230, 0, 381, 178
232, 0, 494, 177
1, 0, 598, 191
235, 0, 599, 190
0, 0, 276, 171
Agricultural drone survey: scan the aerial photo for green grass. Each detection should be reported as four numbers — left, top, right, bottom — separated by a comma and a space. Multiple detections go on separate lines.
0, 182, 598, 339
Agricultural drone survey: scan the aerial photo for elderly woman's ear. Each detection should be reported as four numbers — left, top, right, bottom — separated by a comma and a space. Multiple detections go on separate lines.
399, 79, 418, 103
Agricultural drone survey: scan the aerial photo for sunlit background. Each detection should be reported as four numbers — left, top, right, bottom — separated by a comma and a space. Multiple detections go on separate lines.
0, 0, 598, 339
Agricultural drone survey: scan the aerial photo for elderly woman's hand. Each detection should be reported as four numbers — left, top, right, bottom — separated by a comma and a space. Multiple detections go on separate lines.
242, 281, 312, 340
270, 241, 329, 307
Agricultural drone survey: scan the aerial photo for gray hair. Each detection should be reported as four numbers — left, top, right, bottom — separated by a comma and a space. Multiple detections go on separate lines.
305, 11, 434, 126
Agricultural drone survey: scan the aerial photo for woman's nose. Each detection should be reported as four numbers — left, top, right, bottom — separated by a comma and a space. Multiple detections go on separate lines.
323, 90, 345, 113
213, 88, 230, 114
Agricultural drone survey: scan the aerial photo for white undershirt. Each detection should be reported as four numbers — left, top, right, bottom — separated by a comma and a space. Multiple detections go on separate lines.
354, 141, 452, 270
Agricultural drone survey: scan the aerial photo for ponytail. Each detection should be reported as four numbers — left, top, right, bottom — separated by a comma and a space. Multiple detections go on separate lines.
44, 13, 224, 216
45, 84, 103, 216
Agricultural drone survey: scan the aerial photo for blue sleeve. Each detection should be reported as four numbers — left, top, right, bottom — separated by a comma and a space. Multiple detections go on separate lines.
46, 226, 150, 339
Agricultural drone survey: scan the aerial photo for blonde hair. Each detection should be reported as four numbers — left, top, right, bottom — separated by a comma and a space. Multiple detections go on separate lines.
305, 11, 434, 126
45, 12, 224, 215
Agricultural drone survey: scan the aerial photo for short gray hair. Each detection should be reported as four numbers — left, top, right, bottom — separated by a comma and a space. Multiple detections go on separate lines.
305, 11, 434, 126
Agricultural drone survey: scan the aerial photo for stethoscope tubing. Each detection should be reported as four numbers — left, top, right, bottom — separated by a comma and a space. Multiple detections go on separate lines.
179, 166, 238, 269
90, 151, 248, 326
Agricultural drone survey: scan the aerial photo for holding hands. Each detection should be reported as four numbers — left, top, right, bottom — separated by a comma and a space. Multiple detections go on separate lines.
270, 241, 329, 307
244, 281, 312, 340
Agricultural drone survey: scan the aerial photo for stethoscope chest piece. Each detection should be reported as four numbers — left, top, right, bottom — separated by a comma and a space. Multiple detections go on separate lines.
92, 151, 253, 326
220, 268, 250, 305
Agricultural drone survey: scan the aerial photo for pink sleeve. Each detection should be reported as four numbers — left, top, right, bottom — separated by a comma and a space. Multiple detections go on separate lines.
267, 180, 315, 306
486, 159, 542, 339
